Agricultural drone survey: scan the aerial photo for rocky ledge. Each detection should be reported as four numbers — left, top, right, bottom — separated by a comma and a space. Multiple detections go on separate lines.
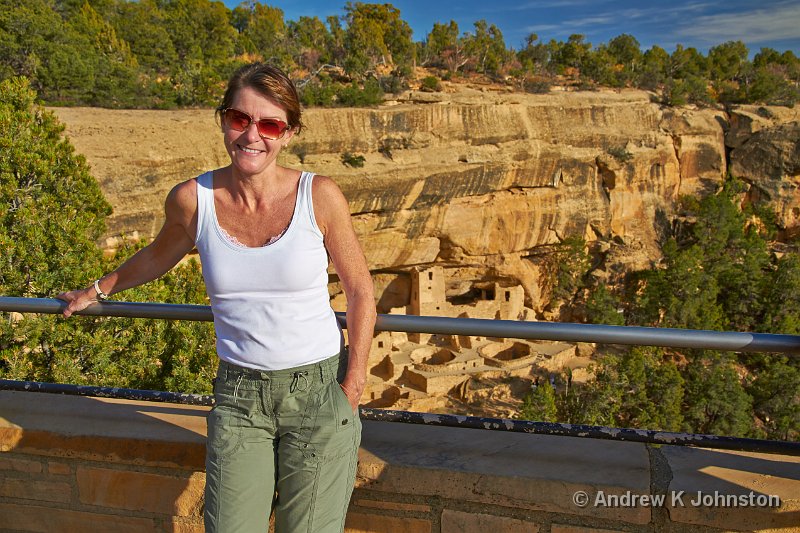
50, 87, 800, 314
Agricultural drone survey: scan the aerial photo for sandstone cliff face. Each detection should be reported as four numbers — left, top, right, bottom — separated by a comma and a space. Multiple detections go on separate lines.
50, 88, 797, 313
727, 106, 800, 238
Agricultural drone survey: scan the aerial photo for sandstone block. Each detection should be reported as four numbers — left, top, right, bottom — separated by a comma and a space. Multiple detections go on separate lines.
441, 509, 540, 532
354, 498, 431, 513
0, 478, 71, 503
345, 511, 431, 533
675, 136, 726, 195
170, 517, 206, 533
0, 502, 154, 533
77, 466, 204, 516
663, 445, 800, 531
0, 455, 43, 473
550, 525, 623, 533
0, 391, 208, 469
47, 461, 71, 475
357, 421, 651, 525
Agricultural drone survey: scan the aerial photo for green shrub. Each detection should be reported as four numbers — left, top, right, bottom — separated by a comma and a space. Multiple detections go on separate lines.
549, 237, 590, 304
606, 146, 633, 164
299, 79, 337, 107
523, 78, 551, 94
341, 152, 365, 167
517, 381, 557, 422
291, 145, 308, 164
381, 74, 407, 94
661, 76, 713, 107
0, 77, 110, 297
335, 79, 383, 106
420, 75, 441, 92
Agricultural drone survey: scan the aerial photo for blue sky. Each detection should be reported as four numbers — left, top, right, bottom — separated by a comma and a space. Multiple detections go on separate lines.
222, 0, 800, 54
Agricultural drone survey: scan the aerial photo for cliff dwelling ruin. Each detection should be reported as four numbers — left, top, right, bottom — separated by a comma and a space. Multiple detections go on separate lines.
355, 266, 586, 416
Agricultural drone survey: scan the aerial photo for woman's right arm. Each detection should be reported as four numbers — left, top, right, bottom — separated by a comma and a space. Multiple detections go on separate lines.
57, 180, 198, 318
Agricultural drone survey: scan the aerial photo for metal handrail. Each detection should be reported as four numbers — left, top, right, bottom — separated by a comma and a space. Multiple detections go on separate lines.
2, 297, 800, 354
1, 296, 799, 456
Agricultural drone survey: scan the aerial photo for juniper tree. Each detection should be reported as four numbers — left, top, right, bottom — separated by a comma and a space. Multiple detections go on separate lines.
0, 77, 215, 392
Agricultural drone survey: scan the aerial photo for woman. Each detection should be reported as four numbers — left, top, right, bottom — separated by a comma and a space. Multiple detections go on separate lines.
58, 63, 376, 533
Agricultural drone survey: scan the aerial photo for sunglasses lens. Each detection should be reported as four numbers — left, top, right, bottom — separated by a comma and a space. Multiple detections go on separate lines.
224, 109, 287, 139
256, 119, 286, 140
224, 109, 251, 132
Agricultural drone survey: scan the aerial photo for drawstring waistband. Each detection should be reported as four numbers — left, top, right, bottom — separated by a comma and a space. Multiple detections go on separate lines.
217, 352, 345, 388
290, 371, 309, 393
233, 374, 244, 402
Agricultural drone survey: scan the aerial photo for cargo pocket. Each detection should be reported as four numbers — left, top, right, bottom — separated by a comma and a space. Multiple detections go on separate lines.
206, 380, 249, 460
332, 380, 356, 433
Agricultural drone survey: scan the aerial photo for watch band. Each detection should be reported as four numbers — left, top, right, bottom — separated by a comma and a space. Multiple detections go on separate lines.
93, 279, 109, 301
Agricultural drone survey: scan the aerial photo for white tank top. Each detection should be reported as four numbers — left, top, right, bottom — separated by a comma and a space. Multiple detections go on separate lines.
194, 170, 342, 370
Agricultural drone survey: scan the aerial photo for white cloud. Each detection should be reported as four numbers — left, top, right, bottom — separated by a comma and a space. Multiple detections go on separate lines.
523, 2, 719, 39
524, 14, 615, 36
511, 0, 604, 9
524, 24, 562, 33
674, 2, 800, 44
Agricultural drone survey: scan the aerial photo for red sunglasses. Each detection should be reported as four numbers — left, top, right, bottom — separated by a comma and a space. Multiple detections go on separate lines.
222, 108, 290, 140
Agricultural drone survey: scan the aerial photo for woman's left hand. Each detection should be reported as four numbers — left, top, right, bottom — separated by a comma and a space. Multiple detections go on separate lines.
339, 382, 362, 412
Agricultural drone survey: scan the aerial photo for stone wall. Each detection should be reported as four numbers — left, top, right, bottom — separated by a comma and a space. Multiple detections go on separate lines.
1, 390, 798, 532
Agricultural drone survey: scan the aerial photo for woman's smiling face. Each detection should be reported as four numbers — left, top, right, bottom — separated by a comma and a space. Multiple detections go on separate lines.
223, 86, 294, 178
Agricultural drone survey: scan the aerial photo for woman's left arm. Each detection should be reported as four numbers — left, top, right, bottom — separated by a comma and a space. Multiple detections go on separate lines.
314, 176, 377, 411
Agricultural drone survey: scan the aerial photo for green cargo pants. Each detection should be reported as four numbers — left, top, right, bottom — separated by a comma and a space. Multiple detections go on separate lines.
204, 351, 361, 533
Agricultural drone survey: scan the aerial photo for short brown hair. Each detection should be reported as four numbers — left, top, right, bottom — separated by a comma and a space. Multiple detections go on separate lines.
216, 63, 304, 134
